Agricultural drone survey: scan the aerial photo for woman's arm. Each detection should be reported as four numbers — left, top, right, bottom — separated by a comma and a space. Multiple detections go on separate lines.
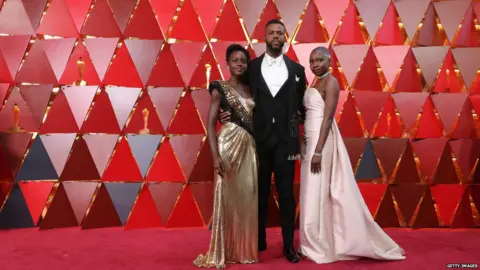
207, 88, 222, 158
314, 78, 340, 154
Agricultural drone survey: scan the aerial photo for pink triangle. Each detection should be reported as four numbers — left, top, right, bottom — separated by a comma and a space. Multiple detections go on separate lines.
355, 0, 390, 39
106, 86, 141, 129
170, 42, 205, 86
452, 48, 480, 89
19, 85, 52, 128
431, 93, 468, 134
0, 0, 35, 35
124, 40, 163, 85
234, 0, 265, 35
14, 43, 57, 84
64, 86, 97, 128
84, 134, 119, 176
84, 38, 119, 80
40, 134, 76, 176
0, 87, 37, 131
333, 44, 369, 85
108, 0, 137, 32
41, 38, 76, 80
392, 93, 429, 131
293, 43, 329, 86
313, 0, 349, 38
271, 0, 308, 37
0, 36, 30, 78
433, 0, 470, 42
149, 87, 184, 129
373, 45, 409, 88
63, 181, 98, 224
394, 0, 431, 40
413, 46, 450, 87
170, 134, 204, 179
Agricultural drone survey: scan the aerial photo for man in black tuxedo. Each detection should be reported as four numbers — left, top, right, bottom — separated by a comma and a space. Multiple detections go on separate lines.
220, 19, 307, 263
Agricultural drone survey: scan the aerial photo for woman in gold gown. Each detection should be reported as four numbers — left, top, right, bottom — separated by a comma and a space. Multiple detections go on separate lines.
193, 44, 258, 268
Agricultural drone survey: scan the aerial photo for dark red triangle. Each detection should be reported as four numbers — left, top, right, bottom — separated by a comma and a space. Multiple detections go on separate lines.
0, 133, 32, 181
344, 138, 368, 170
251, 0, 282, 41
102, 44, 143, 87
450, 139, 479, 181
415, 97, 444, 138
189, 46, 222, 88
15, 42, 57, 84
191, 88, 210, 130
453, 98, 477, 139
432, 145, 459, 184
390, 184, 425, 225
373, 96, 403, 138
145, 138, 185, 182
412, 138, 448, 183
372, 139, 407, 180
165, 185, 204, 227
148, 182, 184, 224
0, 182, 12, 208
147, 44, 185, 87
60, 136, 101, 180
352, 46, 383, 91
334, 1, 367, 44
295, 0, 328, 43
211, 0, 247, 41
190, 182, 214, 225
375, 2, 408, 45
392, 93, 429, 132
189, 141, 214, 183
40, 183, 79, 230
82, 184, 122, 229
81, 90, 121, 134
394, 49, 426, 92
124, 0, 164, 39
169, 0, 206, 41
412, 187, 439, 228
80, 0, 122, 37
102, 137, 143, 182
430, 184, 466, 226
415, 3, 449, 47
125, 184, 163, 230
19, 181, 54, 225
354, 91, 389, 133
168, 91, 205, 134
36, 0, 78, 37
0, 53, 12, 82
170, 135, 204, 179
124, 91, 165, 134
40, 91, 78, 134
393, 142, 421, 184
59, 42, 101, 85
454, 5, 480, 47
337, 93, 363, 137
433, 50, 465, 93
451, 187, 475, 228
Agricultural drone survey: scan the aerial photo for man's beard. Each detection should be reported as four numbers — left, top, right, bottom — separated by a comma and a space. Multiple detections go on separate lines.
266, 41, 284, 53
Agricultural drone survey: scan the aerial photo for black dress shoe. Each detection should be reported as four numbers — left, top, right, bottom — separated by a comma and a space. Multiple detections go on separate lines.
283, 248, 300, 263
258, 241, 267, 251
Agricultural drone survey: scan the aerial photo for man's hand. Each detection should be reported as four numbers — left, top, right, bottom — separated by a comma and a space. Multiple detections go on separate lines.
218, 109, 231, 124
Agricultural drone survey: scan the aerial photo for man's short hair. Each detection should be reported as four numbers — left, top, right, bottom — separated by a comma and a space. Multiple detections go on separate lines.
265, 19, 285, 30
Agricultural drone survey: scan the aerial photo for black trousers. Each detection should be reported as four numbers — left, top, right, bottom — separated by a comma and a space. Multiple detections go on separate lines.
256, 124, 296, 249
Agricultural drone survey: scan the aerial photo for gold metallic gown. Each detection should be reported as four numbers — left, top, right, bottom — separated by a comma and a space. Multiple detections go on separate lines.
193, 81, 258, 268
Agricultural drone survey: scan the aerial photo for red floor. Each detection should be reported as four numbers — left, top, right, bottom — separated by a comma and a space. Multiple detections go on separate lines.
0, 227, 479, 269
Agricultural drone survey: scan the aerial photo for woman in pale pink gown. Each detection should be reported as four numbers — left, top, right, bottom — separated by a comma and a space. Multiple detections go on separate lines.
298, 47, 406, 264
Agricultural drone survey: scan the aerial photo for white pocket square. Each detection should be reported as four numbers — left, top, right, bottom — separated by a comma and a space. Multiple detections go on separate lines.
295, 75, 300, 82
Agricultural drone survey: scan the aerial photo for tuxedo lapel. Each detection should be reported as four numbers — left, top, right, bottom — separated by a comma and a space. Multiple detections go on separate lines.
255, 54, 273, 98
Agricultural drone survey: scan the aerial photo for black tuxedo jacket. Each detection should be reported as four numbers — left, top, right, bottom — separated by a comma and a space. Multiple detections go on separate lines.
248, 53, 307, 145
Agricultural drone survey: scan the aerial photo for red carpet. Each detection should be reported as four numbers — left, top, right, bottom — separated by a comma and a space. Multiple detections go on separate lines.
0, 228, 479, 269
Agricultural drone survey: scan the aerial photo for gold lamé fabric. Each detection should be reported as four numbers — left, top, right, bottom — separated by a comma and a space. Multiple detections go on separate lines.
194, 83, 258, 269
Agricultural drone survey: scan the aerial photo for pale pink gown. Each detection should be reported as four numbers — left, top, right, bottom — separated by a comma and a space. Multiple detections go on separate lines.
298, 87, 406, 264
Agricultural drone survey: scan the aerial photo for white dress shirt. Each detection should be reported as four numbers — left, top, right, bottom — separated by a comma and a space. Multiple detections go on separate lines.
261, 53, 288, 97
261, 53, 289, 123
